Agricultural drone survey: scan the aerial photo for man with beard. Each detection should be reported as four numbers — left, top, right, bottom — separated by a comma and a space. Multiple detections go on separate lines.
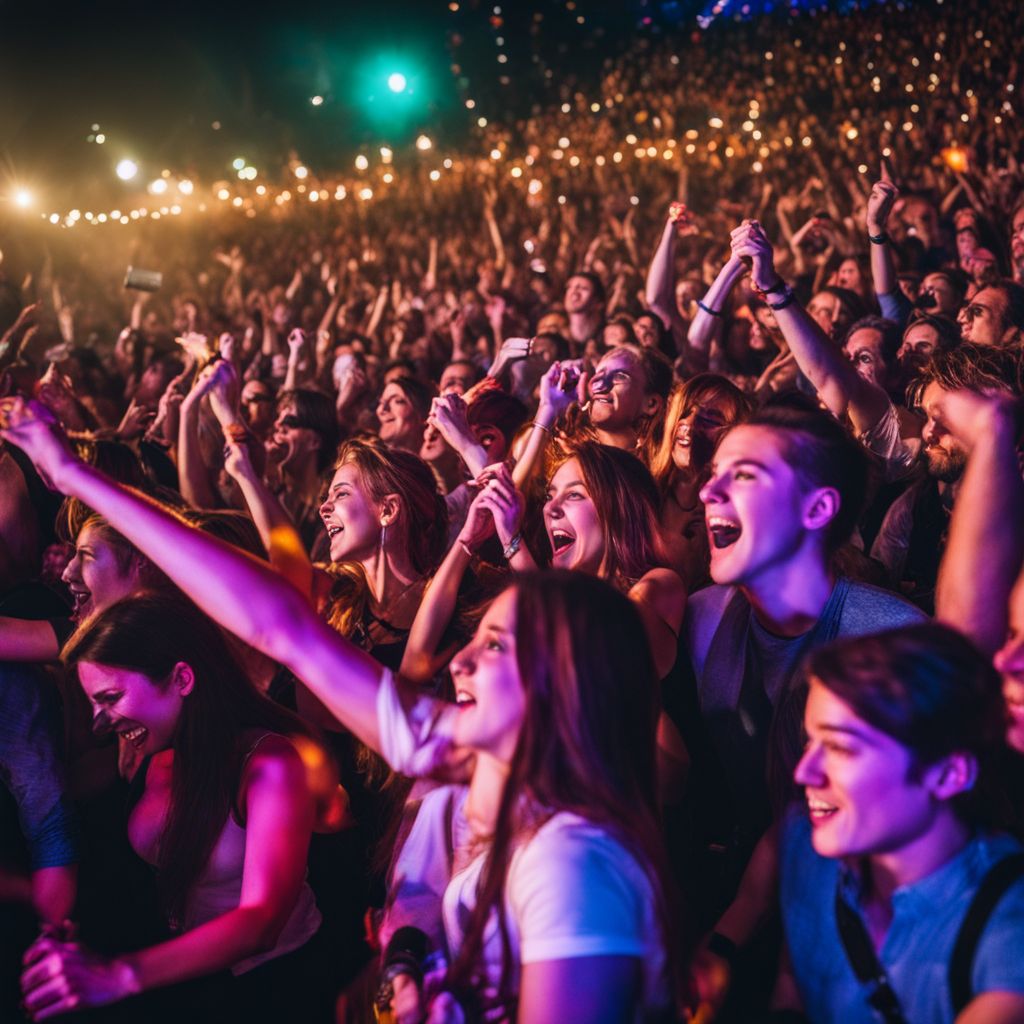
870, 344, 1023, 610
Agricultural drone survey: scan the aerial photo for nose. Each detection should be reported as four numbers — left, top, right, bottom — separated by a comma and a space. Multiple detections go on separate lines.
61, 553, 80, 586
794, 743, 825, 787
91, 706, 114, 738
319, 495, 334, 519
921, 417, 940, 448
995, 634, 1024, 676
699, 472, 725, 506
449, 641, 476, 680
589, 373, 611, 396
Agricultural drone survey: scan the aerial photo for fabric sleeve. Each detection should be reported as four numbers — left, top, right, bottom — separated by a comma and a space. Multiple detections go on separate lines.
856, 400, 919, 482
878, 289, 913, 328
971, 879, 1024, 996
510, 822, 649, 964
376, 667, 459, 778
0, 667, 78, 869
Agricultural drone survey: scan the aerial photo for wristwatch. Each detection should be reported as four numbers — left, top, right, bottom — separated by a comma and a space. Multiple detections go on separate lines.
503, 533, 522, 561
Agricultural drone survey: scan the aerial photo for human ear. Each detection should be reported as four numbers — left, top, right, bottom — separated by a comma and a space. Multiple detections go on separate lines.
927, 752, 978, 801
171, 661, 196, 697
802, 486, 840, 533
379, 493, 401, 528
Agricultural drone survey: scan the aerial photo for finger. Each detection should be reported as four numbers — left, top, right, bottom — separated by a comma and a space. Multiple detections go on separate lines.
22, 938, 59, 969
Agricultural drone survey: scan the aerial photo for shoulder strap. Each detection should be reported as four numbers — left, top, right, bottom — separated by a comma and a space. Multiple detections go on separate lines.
834, 889, 910, 1024
949, 852, 1024, 1015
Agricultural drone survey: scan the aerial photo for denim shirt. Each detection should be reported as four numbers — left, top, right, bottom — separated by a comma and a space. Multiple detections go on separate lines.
0, 661, 78, 869
780, 811, 1024, 1024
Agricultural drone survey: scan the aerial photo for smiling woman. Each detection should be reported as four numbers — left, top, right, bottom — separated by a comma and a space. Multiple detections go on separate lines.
19, 592, 338, 1021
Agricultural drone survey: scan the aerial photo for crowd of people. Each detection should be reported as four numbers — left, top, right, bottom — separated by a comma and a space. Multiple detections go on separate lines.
3, 0, 1024, 1021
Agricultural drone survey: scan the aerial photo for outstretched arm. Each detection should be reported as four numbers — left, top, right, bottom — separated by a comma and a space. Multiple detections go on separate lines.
0, 399, 387, 752
730, 220, 891, 434
935, 396, 1024, 655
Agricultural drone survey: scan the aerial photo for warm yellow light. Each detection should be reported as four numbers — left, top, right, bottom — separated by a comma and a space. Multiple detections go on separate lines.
355, 155, 369, 171
13, 189, 32, 209
115, 159, 138, 181
295, 165, 309, 179
416, 134, 432, 151
429, 170, 441, 181
149, 179, 168, 195
178, 179, 194, 195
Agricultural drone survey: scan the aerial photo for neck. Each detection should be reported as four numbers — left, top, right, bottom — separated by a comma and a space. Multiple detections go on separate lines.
569, 310, 601, 343
594, 422, 638, 451
360, 545, 421, 611
865, 810, 971, 907
740, 549, 834, 636
467, 752, 509, 839
283, 457, 321, 501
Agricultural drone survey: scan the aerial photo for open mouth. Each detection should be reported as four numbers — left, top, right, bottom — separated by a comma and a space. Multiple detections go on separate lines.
118, 725, 149, 748
807, 795, 838, 821
69, 587, 91, 617
325, 524, 343, 539
550, 529, 575, 555
455, 689, 476, 708
707, 515, 742, 550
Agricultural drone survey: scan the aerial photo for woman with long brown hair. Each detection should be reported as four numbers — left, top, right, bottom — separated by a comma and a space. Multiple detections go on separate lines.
650, 374, 751, 589
20, 591, 332, 1021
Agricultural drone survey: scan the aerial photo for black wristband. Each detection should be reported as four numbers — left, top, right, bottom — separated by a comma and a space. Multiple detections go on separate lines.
868, 232, 889, 245
767, 287, 797, 311
697, 299, 723, 317
706, 931, 739, 964
760, 277, 787, 295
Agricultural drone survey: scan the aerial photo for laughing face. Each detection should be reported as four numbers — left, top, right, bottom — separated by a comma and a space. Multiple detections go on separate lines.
795, 680, 948, 860
699, 425, 817, 588
318, 462, 382, 564
587, 350, 656, 432
672, 396, 734, 473
449, 587, 526, 763
78, 661, 192, 758
543, 458, 605, 576
376, 382, 424, 451
61, 523, 140, 622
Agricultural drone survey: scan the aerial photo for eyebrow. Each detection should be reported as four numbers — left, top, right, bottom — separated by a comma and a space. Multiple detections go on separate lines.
809, 723, 877, 744
549, 479, 586, 490
90, 688, 123, 702
714, 458, 772, 475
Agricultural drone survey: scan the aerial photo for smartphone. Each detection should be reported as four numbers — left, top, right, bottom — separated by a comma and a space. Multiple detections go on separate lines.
124, 266, 163, 292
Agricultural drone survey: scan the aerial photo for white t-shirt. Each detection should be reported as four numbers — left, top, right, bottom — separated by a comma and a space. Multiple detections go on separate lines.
376, 669, 670, 1019
443, 813, 670, 1018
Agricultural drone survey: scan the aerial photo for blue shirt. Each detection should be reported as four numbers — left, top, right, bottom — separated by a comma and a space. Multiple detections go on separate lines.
781, 811, 1024, 1023
0, 662, 78, 869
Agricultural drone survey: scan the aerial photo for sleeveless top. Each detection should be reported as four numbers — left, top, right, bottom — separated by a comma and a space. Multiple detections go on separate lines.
128, 734, 322, 975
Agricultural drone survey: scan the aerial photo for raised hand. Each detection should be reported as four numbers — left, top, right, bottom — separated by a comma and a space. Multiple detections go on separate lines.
537, 360, 581, 423
115, 398, 156, 442
729, 220, 780, 292
472, 463, 523, 548
0, 397, 80, 492
866, 167, 899, 235
176, 331, 213, 363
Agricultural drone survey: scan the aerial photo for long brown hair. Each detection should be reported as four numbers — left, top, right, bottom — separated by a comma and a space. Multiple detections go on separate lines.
549, 441, 664, 590
322, 437, 448, 637
650, 373, 751, 494
62, 591, 312, 926
448, 572, 679, 1010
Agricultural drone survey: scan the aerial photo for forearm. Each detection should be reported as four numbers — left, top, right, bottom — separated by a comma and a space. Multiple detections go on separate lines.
0, 617, 60, 661
868, 236, 897, 298
176, 400, 218, 509
31, 866, 77, 927
511, 418, 554, 492
401, 542, 472, 684
687, 259, 745, 354
936, 416, 1024, 654
126, 906, 285, 992
644, 220, 677, 322
231, 468, 313, 600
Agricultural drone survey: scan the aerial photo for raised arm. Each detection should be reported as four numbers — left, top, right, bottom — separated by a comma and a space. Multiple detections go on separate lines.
730, 220, 891, 434
0, 399, 387, 752
645, 207, 684, 335
935, 395, 1024, 655
510, 360, 579, 492
866, 170, 912, 326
